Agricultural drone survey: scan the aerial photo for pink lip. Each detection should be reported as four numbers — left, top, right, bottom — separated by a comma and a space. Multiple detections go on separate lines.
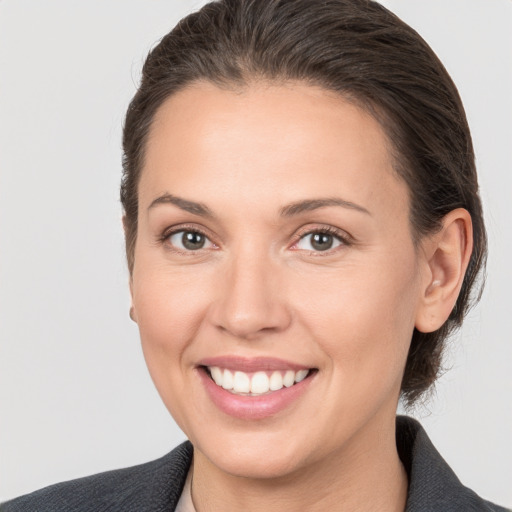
197, 360, 316, 421
198, 356, 310, 372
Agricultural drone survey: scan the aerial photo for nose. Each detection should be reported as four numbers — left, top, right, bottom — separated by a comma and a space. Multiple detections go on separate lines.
208, 251, 292, 340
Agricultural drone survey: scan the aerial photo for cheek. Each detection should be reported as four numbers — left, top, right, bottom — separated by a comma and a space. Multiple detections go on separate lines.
131, 263, 216, 427
292, 253, 419, 390
134, 267, 208, 348
131, 258, 214, 387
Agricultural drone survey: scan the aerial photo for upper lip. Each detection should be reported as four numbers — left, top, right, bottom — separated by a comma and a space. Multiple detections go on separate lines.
198, 356, 312, 372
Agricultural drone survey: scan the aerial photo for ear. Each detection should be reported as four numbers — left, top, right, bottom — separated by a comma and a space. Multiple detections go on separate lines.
129, 283, 138, 324
415, 208, 473, 333
123, 215, 138, 324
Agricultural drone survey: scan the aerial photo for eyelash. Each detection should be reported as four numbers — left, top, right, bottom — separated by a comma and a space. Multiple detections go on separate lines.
159, 224, 216, 255
159, 224, 351, 255
291, 226, 351, 255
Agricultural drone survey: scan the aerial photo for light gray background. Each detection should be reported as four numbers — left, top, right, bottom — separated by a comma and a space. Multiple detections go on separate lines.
0, 0, 511, 505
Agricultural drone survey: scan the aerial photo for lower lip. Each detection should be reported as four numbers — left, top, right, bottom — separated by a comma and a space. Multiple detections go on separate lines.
198, 368, 314, 420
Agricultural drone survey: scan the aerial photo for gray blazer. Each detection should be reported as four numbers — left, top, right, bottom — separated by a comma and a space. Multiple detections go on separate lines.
2, 416, 509, 511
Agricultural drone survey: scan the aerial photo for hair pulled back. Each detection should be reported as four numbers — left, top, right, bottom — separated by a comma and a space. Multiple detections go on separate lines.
121, 0, 487, 406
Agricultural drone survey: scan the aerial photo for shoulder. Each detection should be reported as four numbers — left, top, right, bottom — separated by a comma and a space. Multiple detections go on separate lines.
397, 416, 510, 512
0, 441, 193, 512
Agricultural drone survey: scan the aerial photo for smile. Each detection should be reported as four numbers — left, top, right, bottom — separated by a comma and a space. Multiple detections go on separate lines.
197, 358, 317, 420
206, 366, 310, 396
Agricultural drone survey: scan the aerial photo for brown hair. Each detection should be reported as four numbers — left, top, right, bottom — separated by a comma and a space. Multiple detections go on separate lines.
121, 0, 487, 405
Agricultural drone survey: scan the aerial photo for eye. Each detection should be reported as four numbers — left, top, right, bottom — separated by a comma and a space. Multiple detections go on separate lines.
295, 230, 345, 252
167, 230, 215, 251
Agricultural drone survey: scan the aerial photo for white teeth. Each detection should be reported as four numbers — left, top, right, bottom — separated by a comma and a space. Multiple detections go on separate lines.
269, 371, 283, 391
295, 369, 309, 383
221, 369, 234, 390
283, 370, 295, 388
233, 371, 250, 393
251, 372, 270, 394
210, 366, 223, 386
208, 366, 310, 395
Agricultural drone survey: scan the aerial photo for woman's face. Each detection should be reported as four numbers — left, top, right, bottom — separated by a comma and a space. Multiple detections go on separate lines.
131, 82, 428, 479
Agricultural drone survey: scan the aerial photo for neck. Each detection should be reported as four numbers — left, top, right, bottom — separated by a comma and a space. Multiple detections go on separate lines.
191, 416, 408, 512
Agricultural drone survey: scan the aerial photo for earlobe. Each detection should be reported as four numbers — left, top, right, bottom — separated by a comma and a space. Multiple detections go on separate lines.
124, 215, 138, 323
415, 208, 473, 333
128, 274, 138, 323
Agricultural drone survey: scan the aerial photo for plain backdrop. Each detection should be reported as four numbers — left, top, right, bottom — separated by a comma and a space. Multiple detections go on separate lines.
1, 0, 511, 505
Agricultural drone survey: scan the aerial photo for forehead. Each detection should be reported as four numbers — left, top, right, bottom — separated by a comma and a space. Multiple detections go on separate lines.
140, 81, 408, 218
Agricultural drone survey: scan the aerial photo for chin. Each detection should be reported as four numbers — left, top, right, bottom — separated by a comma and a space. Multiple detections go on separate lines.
192, 426, 316, 480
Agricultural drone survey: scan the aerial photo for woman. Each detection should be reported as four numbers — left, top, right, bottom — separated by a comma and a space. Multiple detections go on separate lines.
2, 0, 509, 510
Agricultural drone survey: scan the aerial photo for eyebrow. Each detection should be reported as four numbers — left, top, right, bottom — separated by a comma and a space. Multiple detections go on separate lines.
148, 194, 214, 218
279, 198, 371, 217
148, 194, 370, 218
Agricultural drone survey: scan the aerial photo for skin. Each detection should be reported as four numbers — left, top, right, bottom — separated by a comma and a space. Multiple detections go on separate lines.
129, 81, 472, 511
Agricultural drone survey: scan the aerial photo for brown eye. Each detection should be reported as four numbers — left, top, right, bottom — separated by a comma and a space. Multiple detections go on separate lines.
296, 231, 344, 252
311, 233, 334, 251
168, 230, 213, 251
